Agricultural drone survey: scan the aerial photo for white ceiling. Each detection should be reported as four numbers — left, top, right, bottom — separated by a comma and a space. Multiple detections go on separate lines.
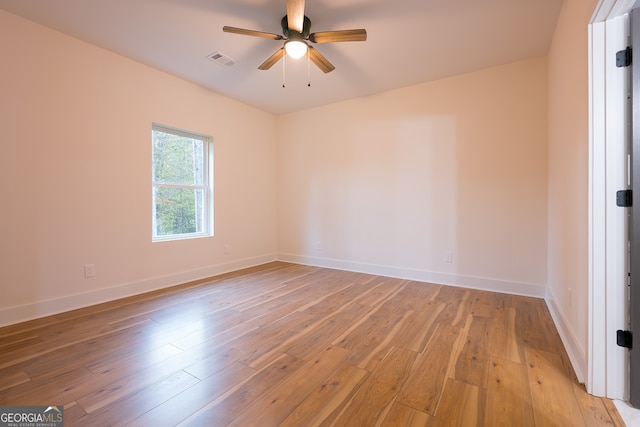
0, 0, 564, 115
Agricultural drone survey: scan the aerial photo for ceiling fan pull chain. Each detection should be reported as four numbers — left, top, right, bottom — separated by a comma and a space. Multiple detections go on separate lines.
307, 49, 311, 87
282, 52, 286, 88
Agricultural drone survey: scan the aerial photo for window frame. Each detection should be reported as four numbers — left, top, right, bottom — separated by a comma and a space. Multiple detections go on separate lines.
151, 123, 214, 242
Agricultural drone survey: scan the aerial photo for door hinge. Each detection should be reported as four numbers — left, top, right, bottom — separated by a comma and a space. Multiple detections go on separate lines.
618, 330, 633, 349
617, 46, 632, 67
617, 189, 632, 207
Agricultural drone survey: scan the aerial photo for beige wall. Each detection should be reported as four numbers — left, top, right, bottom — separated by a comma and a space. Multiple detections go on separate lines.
277, 57, 548, 295
0, 10, 278, 325
546, 0, 599, 376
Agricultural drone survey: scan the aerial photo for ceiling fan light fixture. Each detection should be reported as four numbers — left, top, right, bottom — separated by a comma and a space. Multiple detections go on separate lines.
285, 40, 308, 59
223, 3, 367, 74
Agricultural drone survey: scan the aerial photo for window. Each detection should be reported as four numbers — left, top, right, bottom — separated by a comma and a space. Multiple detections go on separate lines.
152, 124, 213, 241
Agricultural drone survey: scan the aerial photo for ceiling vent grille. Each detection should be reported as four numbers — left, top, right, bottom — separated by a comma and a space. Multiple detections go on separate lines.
207, 51, 235, 67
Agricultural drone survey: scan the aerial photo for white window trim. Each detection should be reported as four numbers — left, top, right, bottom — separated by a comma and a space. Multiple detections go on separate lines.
152, 123, 214, 242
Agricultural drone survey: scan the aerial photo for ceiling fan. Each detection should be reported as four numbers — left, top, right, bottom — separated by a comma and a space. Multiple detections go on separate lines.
222, 0, 367, 73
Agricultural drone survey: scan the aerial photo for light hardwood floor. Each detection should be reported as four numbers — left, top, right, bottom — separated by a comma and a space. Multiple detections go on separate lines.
0, 262, 625, 426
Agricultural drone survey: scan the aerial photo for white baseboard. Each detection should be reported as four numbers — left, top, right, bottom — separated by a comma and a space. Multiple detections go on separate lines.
545, 287, 587, 383
277, 253, 547, 298
0, 253, 278, 328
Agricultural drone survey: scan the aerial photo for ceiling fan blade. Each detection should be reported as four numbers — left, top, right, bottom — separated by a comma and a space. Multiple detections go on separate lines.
223, 26, 283, 40
309, 29, 367, 43
286, 0, 305, 33
258, 48, 285, 70
308, 46, 335, 73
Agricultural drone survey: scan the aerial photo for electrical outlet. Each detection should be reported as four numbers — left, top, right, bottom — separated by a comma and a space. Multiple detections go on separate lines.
223, 244, 230, 254
84, 264, 96, 278
316, 241, 322, 251
444, 252, 453, 263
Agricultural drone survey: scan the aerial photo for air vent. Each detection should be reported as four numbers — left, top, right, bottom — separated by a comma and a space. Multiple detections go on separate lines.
207, 51, 235, 67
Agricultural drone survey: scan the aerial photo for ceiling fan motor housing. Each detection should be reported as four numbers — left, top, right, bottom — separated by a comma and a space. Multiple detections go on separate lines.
281, 15, 311, 39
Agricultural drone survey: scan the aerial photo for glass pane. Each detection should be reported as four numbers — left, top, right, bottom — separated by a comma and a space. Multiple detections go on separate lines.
153, 187, 204, 236
152, 129, 204, 185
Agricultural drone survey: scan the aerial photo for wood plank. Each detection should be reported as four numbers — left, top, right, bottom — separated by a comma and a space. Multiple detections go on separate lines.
62, 401, 87, 426
450, 290, 472, 327
485, 357, 535, 426
167, 308, 259, 350
525, 347, 585, 426
448, 314, 474, 382
334, 302, 413, 371
396, 324, 462, 414
393, 301, 445, 353
330, 300, 389, 346
286, 302, 373, 360
230, 311, 315, 368
602, 398, 628, 427
181, 345, 239, 380
358, 277, 407, 307
223, 346, 352, 427
0, 334, 42, 352
279, 363, 369, 427
128, 353, 303, 427
297, 274, 379, 316
77, 353, 247, 414
231, 276, 316, 312
0, 322, 118, 369
129, 355, 303, 427
451, 315, 490, 388
379, 402, 430, 426
430, 284, 455, 303
232, 268, 357, 317
0, 366, 94, 406
332, 346, 418, 426
469, 289, 502, 318
486, 306, 523, 364
435, 289, 471, 327
355, 310, 413, 371
171, 320, 261, 363
431, 378, 485, 427
573, 381, 624, 426
385, 280, 439, 312
0, 369, 30, 392
87, 343, 183, 375
294, 274, 364, 314
69, 370, 200, 426
514, 296, 559, 353
17, 321, 153, 377
505, 307, 522, 363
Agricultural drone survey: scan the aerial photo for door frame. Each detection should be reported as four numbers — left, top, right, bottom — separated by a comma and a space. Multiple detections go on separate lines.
588, 0, 635, 399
